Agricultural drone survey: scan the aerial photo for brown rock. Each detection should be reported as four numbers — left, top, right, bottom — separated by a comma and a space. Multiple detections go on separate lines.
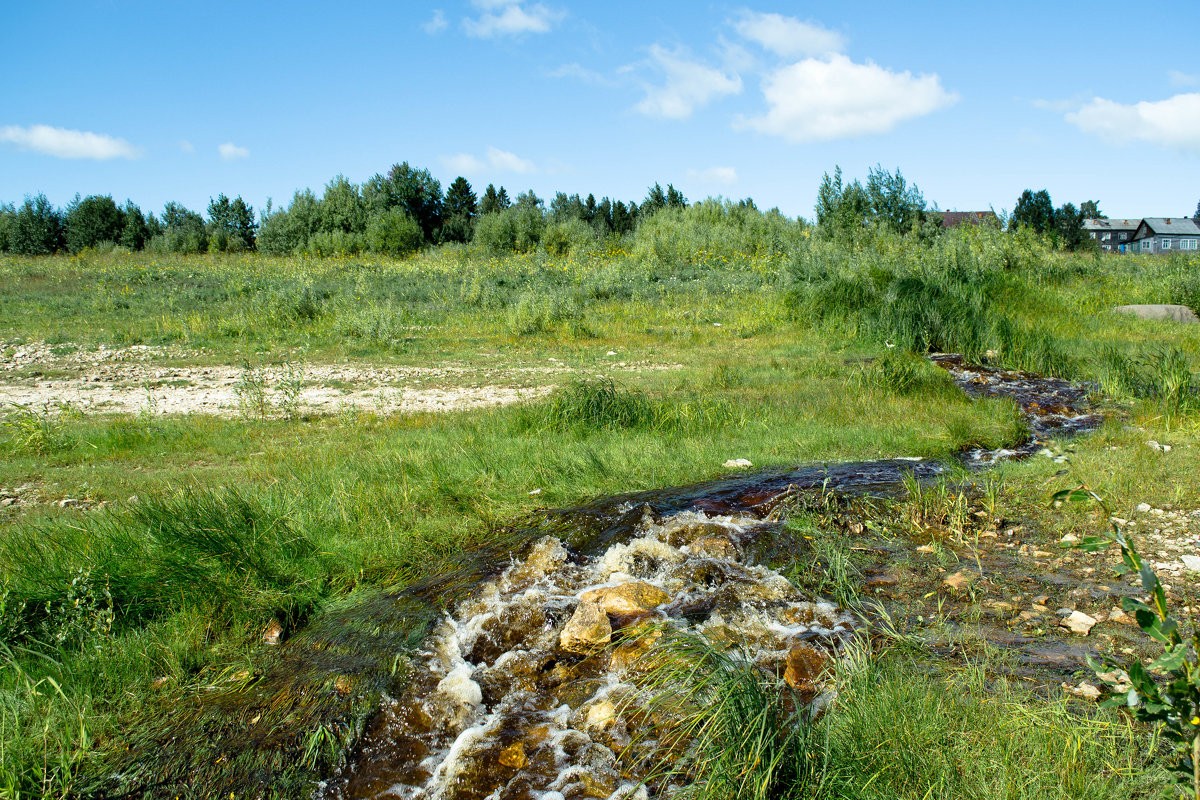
498, 742, 527, 769
262, 619, 284, 645
560, 601, 612, 654
784, 642, 828, 693
943, 571, 976, 592
580, 582, 670, 616
609, 626, 663, 674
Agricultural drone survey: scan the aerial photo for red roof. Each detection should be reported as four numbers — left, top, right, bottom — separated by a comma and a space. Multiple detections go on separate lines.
942, 210, 999, 228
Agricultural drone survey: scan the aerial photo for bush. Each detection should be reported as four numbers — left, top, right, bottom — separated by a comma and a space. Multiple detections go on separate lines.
366, 208, 423, 257
303, 230, 365, 257
473, 204, 545, 253
541, 218, 596, 256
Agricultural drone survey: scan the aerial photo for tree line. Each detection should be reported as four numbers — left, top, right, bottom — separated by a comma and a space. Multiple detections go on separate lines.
3, 161, 1185, 257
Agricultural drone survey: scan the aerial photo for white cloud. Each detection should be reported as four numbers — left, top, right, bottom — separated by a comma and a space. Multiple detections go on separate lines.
0, 124, 140, 160
548, 62, 618, 87
1065, 93, 1200, 153
1169, 70, 1199, 88
442, 146, 536, 175
635, 44, 743, 119
218, 141, 250, 160
733, 11, 844, 58
737, 55, 957, 142
686, 166, 738, 184
423, 9, 447, 34
463, 0, 563, 38
179, 139, 195, 153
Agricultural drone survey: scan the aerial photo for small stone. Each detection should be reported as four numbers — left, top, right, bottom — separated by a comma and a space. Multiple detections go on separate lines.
1181, 555, 1200, 572
1061, 610, 1097, 636
1136, 503, 1152, 514
560, 600, 612, 653
723, 458, 753, 469
262, 619, 285, 645
1070, 681, 1102, 701
916, 544, 936, 554
498, 742, 527, 769
1060, 533, 1079, 544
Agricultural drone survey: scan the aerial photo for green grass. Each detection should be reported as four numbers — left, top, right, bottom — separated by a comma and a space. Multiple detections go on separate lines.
0, 218, 1198, 796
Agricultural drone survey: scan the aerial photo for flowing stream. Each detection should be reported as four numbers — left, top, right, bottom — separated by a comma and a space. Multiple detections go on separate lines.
316, 356, 1101, 800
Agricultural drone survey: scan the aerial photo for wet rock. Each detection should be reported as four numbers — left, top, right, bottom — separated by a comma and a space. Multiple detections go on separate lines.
560, 601, 612, 654
498, 742, 527, 769
580, 581, 670, 616
784, 643, 828, 693
690, 535, 738, 560
610, 625, 663, 675
262, 618, 284, 645
1061, 611, 1097, 636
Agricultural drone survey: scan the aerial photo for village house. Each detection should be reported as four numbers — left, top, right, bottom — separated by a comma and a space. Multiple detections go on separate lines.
941, 210, 999, 229
1083, 218, 1139, 253
1127, 217, 1200, 255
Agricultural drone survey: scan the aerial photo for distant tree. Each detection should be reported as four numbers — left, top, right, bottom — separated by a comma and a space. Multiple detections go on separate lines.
612, 200, 634, 235
665, 184, 687, 209
256, 189, 320, 255
815, 166, 869, 237
207, 193, 256, 250
65, 194, 123, 252
0, 203, 14, 252
480, 184, 501, 215
145, 212, 163, 241
157, 202, 208, 253
643, 183, 667, 216
1080, 200, 1103, 219
583, 193, 597, 224
595, 197, 613, 234
496, 186, 511, 210
119, 201, 149, 250
442, 176, 478, 243
864, 165, 926, 233
549, 192, 585, 222
385, 162, 443, 242
319, 176, 366, 235
366, 207, 423, 256
1054, 202, 1086, 250
11, 193, 65, 255
1193, 200, 1199, 224
1011, 189, 1055, 234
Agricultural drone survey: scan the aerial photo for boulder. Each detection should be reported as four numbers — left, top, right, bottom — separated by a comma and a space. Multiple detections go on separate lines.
690, 535, 738, 560
784, 642, 828, 693
1112, 304, 1199, 324
580, 581, 670, 616
559, 600, 612, 653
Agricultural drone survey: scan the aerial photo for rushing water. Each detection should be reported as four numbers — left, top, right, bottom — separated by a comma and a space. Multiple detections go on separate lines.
316, 356, 1101, 800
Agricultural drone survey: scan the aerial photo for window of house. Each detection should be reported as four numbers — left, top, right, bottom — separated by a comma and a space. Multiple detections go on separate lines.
1101, 232, 1111, 241
1162, 238, 1172, 250
1183, 239, 1198, 250
1120, 232, 1128, 240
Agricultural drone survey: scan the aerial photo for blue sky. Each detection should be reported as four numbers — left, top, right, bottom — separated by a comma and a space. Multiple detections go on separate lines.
2, 1, 1198, 221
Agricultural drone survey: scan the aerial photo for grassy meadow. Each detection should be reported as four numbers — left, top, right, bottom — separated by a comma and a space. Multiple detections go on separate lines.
2, 208, 1200, 798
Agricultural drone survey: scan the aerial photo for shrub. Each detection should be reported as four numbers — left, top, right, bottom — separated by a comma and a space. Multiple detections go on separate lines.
303, 230, 365, 257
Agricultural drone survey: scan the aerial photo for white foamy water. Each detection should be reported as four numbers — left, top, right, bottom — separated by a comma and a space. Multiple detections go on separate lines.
320, 508, 855, 800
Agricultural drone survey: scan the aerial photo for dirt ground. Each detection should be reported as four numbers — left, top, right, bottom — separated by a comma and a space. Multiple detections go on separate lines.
0, 340, 676, 417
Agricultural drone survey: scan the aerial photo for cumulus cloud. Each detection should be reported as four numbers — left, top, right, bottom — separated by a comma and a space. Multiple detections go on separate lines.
463, 0, 563, 38
0, 124, 140, 160
686, 166, 738, 184
635, 45, 743, 119
1065, 93, 1200, 153
442, 146, 536, 175
423, 9, 448, 34
737, 55, 957, 142
218, 141, 250, 160
733, 11, 844, 58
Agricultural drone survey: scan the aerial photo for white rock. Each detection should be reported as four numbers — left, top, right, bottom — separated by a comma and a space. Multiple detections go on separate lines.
1060, 533, 1080, 544
723, 458, 753, 469
1136, 503, 1152, 514
1061, 610, 1097, 636
1181, 555, 1200, 572
1070, 681, 1102, 700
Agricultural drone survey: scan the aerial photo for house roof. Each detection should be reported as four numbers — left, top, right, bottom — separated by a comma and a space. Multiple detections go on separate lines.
1083, 218, 1139, 231
1139, 217, 1200, 235
941, 210, 998, 228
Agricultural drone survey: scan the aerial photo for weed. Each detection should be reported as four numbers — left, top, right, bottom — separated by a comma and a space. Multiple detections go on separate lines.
234, 364, 271, 420
277, 362, 306, 420
1, 402, 80, 455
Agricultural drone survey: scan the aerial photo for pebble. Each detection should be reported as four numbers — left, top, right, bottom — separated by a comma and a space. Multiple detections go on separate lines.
1181, 555, 1200, 572
1061, 610, 1097, 636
